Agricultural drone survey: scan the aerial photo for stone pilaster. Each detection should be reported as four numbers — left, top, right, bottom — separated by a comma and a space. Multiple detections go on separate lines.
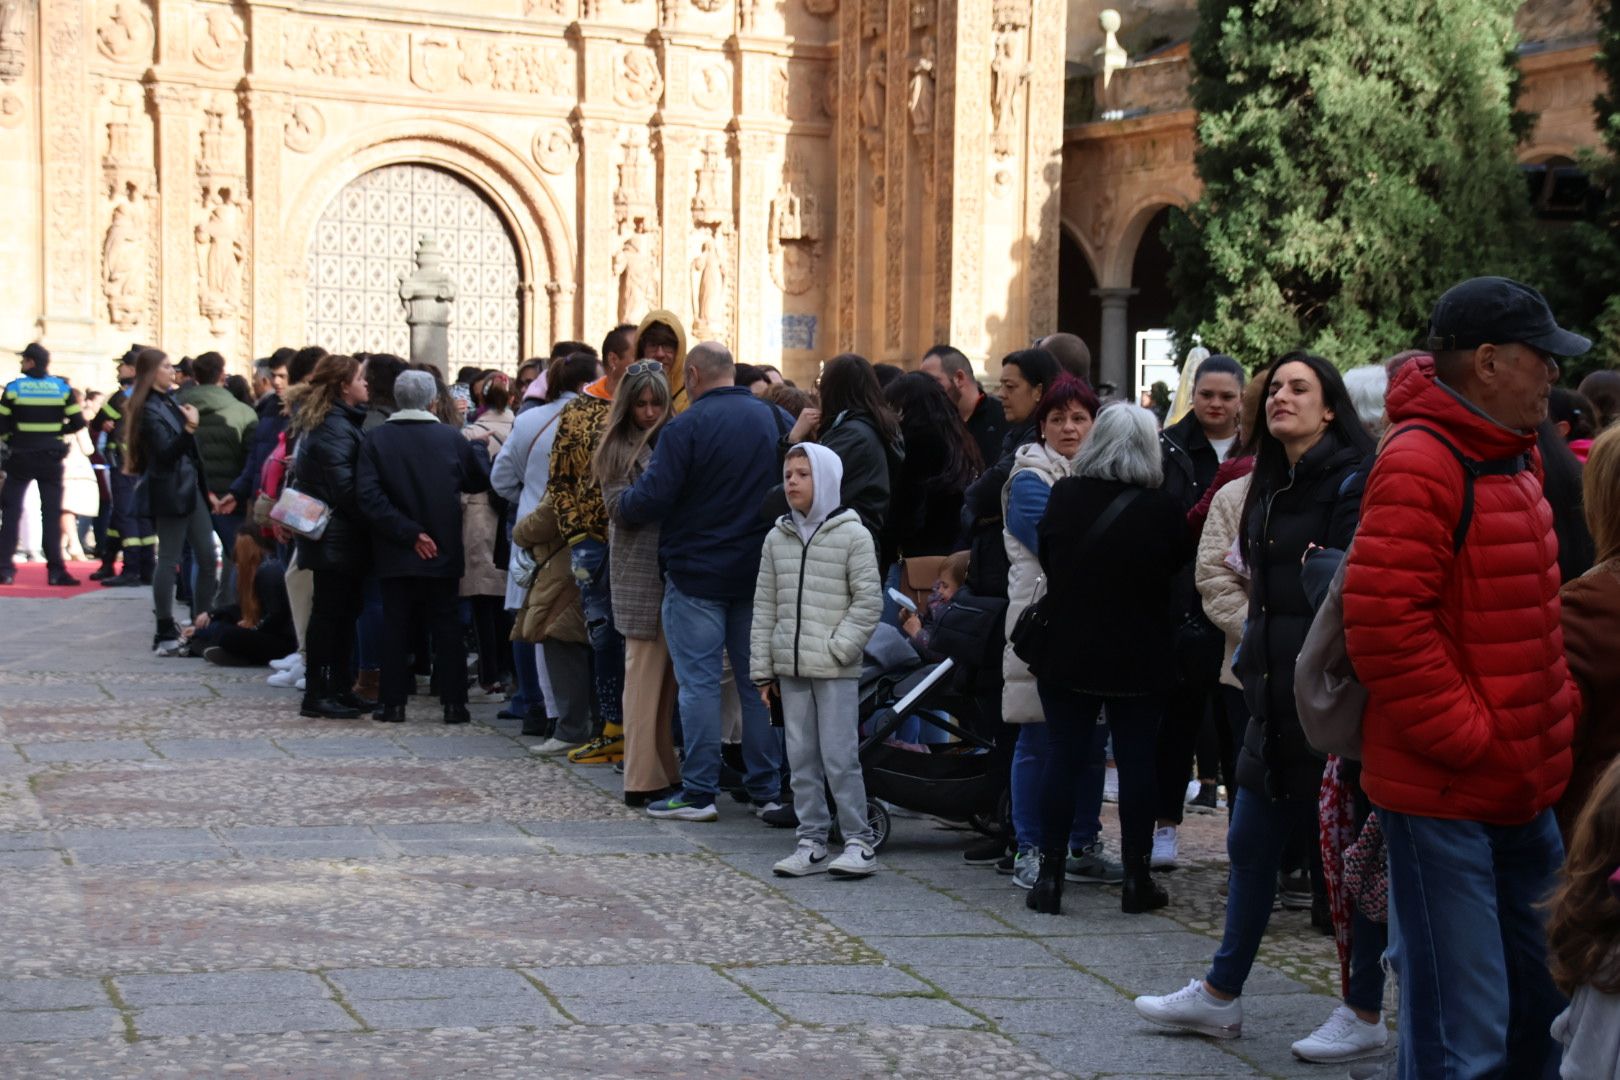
735, 128, 775, 363
39, 0, 94, 335
652, 123, 697, 332
242, 86, 291, 359
577, 116, 621, 339
148, 77, 198, 348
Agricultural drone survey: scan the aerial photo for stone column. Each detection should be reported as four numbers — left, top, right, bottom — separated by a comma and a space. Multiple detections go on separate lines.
545, 280, 575, 347
735, 129, 775, 364
243, 87, 291, 360
148, 78, 198, 347
653, 124, 698, 332
400, 236, 456, 378
38, 0, 94, 343
1094, 286, 1136, 397
577, 117, 620, 340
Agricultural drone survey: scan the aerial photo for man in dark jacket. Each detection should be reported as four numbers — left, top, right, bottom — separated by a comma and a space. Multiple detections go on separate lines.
228, 348, 299, 513
618, 341, 788, 820
356, 370, 491, 725
922, 344, 1005, 469
179, 351, 257, 596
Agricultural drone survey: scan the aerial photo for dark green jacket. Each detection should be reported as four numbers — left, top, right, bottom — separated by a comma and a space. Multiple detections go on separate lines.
177, 383, 256, 496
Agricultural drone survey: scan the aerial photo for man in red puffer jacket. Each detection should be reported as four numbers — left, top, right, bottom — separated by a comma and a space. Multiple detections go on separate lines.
1344, 277, 1584, 1080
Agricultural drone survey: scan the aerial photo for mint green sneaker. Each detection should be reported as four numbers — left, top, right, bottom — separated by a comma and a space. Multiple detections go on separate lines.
646, 790, 719, 822
1011, 850, 1040, 890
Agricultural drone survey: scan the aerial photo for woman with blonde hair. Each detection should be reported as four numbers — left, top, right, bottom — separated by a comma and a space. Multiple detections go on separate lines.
594, 361, 680, 804
283, 353, 370, 719
1557, 424, 1620, 838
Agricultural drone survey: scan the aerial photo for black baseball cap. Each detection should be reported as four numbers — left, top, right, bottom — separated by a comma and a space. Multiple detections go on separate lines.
1426, 276, 1590, 357
20, 342, 48, 368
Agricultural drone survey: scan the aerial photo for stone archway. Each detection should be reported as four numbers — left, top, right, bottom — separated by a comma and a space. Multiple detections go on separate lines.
305, 163, 522, 369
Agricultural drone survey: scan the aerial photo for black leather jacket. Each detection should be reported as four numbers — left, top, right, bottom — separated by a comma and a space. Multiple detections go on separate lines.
134, 392, 206, 519
292, 402, 369, 572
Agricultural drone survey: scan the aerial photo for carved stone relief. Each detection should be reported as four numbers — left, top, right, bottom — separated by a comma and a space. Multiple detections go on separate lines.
0, 1, 25, 84
990, 31, 1029, 158
691, 0, 726, 12
193, 8, 245, 72
771, 62, 790, 116
615, 48, 664, 108
613, 217, 659, 323
283, 24, 402, 80
409, 34, 570, 96
860, 45, 886, 200
100, 88, 155, 331
284, 103, 325, 153
910, 0, 933, 29
0, 93, 21, 127
861, 0, 884, 37
907, 38, 935, 136
195, 185, 246, 334
692, 63, 731, 112
804, 0, 837, 16
738, 0, 758, 32
690, 224, 733, 340
531, 125, 576, 175
691, 135, 732, 226
613, 128, 658, 224
525, 0, 569, 14
96, 0, 153, 64
768, 156, 821, 295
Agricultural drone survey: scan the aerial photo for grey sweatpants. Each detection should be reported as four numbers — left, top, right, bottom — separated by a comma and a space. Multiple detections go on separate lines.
781, 676, 873, 847
153, 500, 219, 625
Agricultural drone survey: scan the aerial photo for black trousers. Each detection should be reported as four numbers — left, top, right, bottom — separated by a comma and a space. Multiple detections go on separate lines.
194, 621, 298, 665
1154, 674, 1221, 824
0, 448, 65, 572
305, 568, 364, 694
468, 594, 512, 686
106, 468, 153, 574
381, 576, 466, 707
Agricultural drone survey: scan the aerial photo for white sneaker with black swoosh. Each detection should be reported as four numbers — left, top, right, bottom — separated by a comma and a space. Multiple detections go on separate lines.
773, 841, 830, 877
829, 839, 878, 878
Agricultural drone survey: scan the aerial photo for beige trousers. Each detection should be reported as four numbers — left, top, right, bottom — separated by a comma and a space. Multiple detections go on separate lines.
284, 550, 314, 654
622, 627, 681, 794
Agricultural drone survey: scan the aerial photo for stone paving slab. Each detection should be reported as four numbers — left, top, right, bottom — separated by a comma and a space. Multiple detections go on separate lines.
115, 970, 329, 1004
0, 1008, 125, 1044
350, 994, 565, 1030
767, 990, 987, 1027
129, 999, 360, 1038
0, 978, 110, 1009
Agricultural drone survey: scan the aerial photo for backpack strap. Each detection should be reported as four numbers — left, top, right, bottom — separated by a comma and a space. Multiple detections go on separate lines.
1385, 423, 1531, 554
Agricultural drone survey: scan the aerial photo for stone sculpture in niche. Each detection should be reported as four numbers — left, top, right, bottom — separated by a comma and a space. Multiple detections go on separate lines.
613, 218, 658, 324
690, 225, 731, 340
193, 8, 244, 72
284, 103, 325, 152
103, 180, 147, 329
859, 45, 886, 167
195, 186, 245, 333
990, 32, 1029, 157
768, 157, 821, 295
97, 0, 153, 63
772, 63, 790, 116
532, 126, 577, 175
908, 38, 935, 135
0, 0, 25, 84
616, 48, 664, 107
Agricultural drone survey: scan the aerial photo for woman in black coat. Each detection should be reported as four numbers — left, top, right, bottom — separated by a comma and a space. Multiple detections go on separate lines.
1134, 351, 1374, 1037
284, 354, 370, 720
1024, 404, 1192, 916
881, 373, 981, 568
784, 353, 902, 544
121, 347, 220, 651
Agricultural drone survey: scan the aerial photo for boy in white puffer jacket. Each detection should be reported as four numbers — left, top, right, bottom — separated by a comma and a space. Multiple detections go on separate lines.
752, 443, 884, 878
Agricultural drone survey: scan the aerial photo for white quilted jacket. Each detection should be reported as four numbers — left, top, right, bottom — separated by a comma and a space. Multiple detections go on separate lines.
1195, 474, 1251, 689
751, 508, 883, 683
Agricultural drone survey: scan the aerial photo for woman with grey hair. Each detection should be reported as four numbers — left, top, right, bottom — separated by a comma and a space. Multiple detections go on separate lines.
1341, 365, 1389, 436
1020, 404, 1193, 916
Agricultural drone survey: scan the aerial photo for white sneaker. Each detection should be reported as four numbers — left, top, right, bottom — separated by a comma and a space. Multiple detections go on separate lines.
1151, 825, 1179, 870
1291, 1005, 1387, 1063
267, 663, 304, 687
752, 801, 784, 818
1103, 765, 1119, 803
295, 676, 305, 691
773, 841, 830, 877
828, 839, 878, 878
1011, 849, 1040, 890
1134, 979, 1243, 1039
1185, 779, 1202, 803
530, 737, 584, 756
153, 638, 183, 657
269, 653, 302, 671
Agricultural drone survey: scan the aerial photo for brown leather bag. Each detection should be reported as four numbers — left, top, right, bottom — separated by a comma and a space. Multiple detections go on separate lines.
898, 555, 947, 611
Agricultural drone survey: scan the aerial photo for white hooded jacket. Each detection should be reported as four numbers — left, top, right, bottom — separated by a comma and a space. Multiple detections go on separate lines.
751, 443, 883, 683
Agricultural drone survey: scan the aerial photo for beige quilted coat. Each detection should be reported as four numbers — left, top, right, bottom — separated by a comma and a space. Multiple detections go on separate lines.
750, 508, 883, 683
1000, 442, 1078, 724
1195, 474, 1251, 690
510, 496, 587, 645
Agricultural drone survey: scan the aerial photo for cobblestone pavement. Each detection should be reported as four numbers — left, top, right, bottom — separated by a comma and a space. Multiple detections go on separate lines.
0, 589, 1391, 1078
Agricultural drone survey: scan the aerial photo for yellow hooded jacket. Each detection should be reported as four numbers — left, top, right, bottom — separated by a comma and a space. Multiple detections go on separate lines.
635, 308, 689, 413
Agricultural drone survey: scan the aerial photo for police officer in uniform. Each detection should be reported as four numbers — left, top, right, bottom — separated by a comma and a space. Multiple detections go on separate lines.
0, 343, 87, 585
90, 348, 156, 586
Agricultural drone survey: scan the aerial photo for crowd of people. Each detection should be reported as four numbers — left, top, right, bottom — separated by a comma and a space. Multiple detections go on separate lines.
3, 277, 1620, 1078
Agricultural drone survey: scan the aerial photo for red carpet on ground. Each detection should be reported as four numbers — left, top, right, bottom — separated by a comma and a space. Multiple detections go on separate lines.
0, 560, 106, 599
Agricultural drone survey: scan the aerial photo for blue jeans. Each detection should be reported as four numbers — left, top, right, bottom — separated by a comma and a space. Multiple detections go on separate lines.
1207, 787, 1317, 997
1379, 806, 1565, 1080
211, 511, 243, 600
1346, 907, 1388, 1016
660, 579, 782, 803
1033, 687, 1157, 862
1011, 719, 1104, 853
509, 640, 543, 717
574, 539, 624, 730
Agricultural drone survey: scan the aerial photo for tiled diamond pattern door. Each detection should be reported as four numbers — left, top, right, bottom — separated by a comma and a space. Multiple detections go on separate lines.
305, 164, 521, 370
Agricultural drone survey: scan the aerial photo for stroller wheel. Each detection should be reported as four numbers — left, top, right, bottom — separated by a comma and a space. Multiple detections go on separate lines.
968, 787, 1012, 838
866, 798, 892, 854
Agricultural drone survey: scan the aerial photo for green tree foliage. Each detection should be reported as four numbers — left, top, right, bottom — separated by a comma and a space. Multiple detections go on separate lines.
1166, 0, 1534, 370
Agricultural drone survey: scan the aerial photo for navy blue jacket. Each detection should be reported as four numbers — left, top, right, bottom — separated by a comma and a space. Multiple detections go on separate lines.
229, 393, 286, 504
618, 386, 791, 601
356, 417, 491, 579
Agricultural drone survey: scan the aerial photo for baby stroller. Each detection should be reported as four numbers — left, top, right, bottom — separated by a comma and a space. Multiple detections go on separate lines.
847, 625, 1005, 852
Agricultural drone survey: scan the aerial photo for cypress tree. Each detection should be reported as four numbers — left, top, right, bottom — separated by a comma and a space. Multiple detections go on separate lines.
1166, 0, 1533, 368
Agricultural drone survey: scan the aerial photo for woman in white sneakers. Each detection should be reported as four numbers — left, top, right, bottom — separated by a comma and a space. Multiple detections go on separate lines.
752, 443, 883, 879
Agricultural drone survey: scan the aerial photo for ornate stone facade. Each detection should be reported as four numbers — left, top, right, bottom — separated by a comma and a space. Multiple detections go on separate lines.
3, 0, 1065, 389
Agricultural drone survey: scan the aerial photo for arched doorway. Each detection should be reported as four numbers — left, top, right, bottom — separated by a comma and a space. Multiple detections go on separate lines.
305, 164, 522, 368
1058, 228, 1101, 383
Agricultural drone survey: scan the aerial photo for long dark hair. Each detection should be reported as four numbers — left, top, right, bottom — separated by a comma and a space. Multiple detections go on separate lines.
1547, 756, 1620, 995
1239, 351, 1374, 554
884, 372, 981, 484
817, 353, 900, 444
121, 347, 170, 477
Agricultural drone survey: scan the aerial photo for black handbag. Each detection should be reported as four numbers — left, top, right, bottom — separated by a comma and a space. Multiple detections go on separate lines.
1009, 487, 1142, 671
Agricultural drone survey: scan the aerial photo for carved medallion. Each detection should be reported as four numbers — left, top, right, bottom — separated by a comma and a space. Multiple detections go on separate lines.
691, 63, 731, 112
96, 0, 153, 64
532, 125, 578, 175
283, 103, 325, 153
411, 34, 460, 92
192, 8, 244, 72
614, 48, 664, 108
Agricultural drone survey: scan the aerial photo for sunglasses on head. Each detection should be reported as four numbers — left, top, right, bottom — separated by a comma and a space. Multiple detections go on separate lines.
625, 361, 666, 376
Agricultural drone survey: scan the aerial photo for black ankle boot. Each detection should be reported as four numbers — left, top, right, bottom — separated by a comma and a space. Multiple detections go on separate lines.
1122, 855, 1170, 914
373, 704, 407, 724
301, 667, 361, 720
1026, 851, 1065, 914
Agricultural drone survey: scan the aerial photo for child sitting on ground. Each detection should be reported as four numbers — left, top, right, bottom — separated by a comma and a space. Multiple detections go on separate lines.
752, 443, 884, 879
1548, 755, 1620, 1078
898, 550, 970, 661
